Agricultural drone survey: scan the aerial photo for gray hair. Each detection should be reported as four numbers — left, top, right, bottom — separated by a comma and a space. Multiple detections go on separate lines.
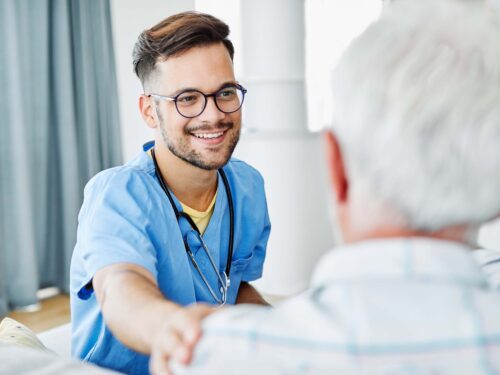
330, 0, 500, 231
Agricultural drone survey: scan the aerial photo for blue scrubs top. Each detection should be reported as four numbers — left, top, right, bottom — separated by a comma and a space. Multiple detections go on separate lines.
70, 142, 271, 374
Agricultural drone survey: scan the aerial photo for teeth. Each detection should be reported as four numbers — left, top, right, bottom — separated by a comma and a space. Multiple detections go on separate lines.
193, 132, 224, 139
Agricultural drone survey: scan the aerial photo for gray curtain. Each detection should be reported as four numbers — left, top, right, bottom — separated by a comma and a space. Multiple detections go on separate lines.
0, 0, 122, 316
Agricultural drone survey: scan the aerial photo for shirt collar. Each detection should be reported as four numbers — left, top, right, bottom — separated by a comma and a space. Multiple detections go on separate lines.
311, 237, 488, 288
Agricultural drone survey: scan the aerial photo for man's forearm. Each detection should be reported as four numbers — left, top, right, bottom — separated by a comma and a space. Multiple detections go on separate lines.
96, 268, 181, 354
235, 282, 269, 305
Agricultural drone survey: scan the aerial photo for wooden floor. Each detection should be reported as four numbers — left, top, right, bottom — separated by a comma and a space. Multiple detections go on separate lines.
7, 294, 70, 333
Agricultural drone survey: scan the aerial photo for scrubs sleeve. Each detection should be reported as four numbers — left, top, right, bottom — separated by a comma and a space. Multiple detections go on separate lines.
241, 184, 271, 283
75, 169, 159, 299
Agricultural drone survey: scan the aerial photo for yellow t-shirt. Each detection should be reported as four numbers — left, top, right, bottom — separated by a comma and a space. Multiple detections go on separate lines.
148, 150, 217, 234
180, 193, 217, 235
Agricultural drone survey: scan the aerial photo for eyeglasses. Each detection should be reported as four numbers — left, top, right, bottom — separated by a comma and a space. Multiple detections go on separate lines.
180, 212, 229, 306
147, 83, 247, 119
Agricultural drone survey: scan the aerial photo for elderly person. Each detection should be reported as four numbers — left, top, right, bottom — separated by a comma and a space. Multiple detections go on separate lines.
168, 0, 500, 374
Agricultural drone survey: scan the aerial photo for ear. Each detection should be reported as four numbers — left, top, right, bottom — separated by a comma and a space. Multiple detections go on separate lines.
324, 130, 349, 204
139, 94, 158, 129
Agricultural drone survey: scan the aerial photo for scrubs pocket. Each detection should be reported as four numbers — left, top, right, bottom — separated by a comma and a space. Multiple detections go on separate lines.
226, 253, 253, 303
230, 253, 253, 272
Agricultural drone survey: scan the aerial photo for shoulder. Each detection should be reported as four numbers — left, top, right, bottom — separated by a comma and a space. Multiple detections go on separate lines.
80, 162, 162, 222
224, 158, 265, 188
85, 165, 154, 197
85, 151, 157, 197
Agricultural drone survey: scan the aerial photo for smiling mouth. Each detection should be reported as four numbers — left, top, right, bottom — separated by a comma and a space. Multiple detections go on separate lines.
189, 129, 229, 145
191, 131, 225, 139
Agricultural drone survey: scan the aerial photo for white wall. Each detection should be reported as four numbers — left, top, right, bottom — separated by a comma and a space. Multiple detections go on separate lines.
110, 0, 195, 162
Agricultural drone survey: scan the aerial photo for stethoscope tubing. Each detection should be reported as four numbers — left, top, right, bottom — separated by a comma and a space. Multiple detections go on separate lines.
151, 148, 235, 279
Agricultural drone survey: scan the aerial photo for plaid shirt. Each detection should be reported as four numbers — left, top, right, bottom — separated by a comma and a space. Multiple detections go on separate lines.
177, 238, 500, 375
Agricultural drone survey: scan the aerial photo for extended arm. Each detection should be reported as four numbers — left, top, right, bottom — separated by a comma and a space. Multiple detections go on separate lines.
93, 263, 215, 375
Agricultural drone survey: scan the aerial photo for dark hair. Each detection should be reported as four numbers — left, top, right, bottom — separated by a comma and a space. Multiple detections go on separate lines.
132, 11, 234, 86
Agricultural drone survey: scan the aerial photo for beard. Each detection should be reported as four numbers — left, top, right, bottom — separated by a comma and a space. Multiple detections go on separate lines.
156, 108, 240, 171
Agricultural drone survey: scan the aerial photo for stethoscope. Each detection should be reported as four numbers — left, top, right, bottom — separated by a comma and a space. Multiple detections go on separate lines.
151, 148, 234, 305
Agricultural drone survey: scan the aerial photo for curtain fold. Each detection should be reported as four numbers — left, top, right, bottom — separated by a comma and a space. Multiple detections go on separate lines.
0, 0, 122, 317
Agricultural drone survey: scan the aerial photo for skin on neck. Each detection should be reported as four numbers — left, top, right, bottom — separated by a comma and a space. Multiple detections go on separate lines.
340, 211, 477, 247
153, 137, 218, 212
324, 131, 478, 248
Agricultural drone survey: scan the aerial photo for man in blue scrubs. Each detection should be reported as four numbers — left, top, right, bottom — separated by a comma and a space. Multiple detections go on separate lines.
70, 12, 271, 375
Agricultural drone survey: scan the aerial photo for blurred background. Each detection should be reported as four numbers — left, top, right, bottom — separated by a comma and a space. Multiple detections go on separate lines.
1, 0, 500, 329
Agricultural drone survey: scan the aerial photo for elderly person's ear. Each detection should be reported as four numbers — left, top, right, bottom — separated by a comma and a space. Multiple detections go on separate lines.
324, 131, 348, 204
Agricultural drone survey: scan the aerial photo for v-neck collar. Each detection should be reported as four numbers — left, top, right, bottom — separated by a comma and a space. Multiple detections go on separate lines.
164, 171, 226, 238
138, 142, 229, 267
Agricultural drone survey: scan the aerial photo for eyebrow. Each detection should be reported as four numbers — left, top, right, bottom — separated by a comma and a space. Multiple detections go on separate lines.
168, 81, 239, 96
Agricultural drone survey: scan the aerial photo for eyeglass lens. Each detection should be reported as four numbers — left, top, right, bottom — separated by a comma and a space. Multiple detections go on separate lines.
176, 86, 244, 118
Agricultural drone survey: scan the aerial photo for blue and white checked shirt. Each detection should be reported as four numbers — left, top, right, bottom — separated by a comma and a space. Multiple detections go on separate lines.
177, 238, 500, 375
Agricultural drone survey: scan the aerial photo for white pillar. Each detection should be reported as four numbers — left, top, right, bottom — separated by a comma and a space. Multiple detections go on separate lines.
240, 0, 306, 134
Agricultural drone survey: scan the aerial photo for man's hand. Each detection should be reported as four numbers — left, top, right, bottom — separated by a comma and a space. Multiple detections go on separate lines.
149, 304, 216, 375
93, 264, 218, 374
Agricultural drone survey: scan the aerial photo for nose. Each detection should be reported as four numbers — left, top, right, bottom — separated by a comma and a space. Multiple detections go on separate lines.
198, 96, 225, 123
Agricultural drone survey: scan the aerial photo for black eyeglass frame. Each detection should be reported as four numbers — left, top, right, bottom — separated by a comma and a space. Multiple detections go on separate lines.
147, 83, 247, 119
